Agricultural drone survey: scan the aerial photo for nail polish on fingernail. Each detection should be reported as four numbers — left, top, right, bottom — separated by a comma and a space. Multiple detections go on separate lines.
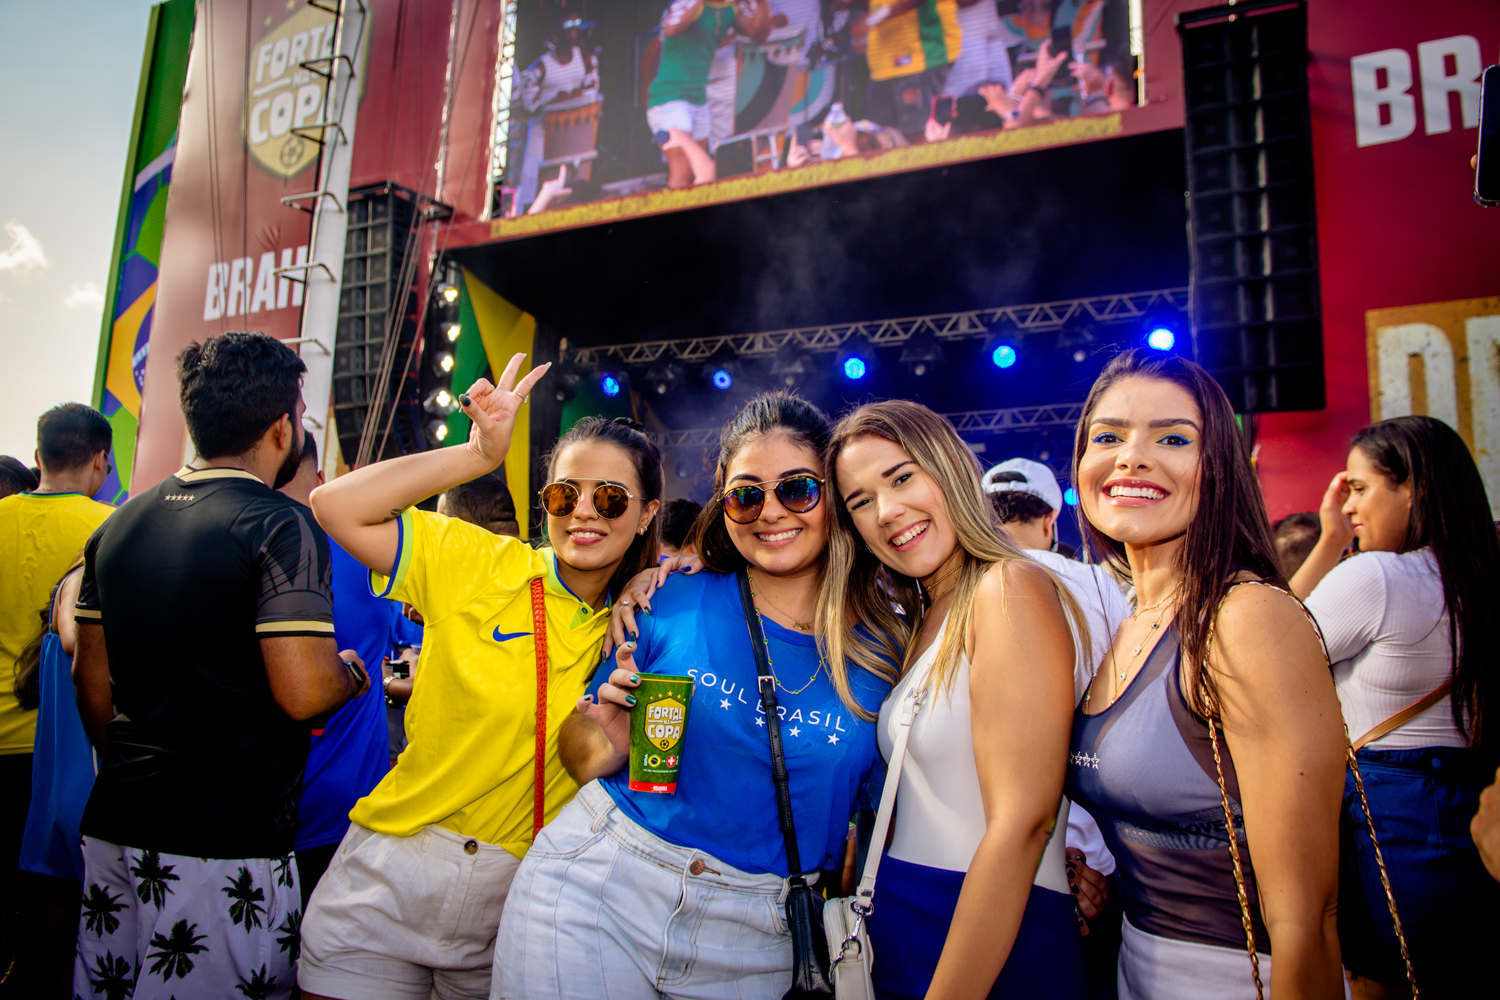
625, 694, 637, 706
459, 394, 472, 407
1070, 884, 1079, 896
629, 631, 638, 641
629, 674, 640, 684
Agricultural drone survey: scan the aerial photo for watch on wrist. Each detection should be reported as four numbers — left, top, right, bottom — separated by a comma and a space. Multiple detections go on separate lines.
343, 656, 368, 691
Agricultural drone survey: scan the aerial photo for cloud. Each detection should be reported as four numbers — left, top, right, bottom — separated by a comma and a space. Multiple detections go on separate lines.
0, 222, 49, 274
63, 282, 105, 311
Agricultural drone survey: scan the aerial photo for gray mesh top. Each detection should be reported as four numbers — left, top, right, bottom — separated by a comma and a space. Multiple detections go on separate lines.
1065, 624, 1270, 952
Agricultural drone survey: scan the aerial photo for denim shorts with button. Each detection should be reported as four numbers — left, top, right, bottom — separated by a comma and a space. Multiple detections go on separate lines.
493, 780, 795, 1000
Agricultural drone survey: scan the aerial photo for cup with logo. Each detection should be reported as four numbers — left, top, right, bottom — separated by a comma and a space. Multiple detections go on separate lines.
628, 674, 694, 793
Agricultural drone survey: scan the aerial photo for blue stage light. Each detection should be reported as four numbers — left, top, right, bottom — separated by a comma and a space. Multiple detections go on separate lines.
1147, 327, 1176, 351
843, 357, 868, 380
601, 375, 622, 397
1064, 487, 1080, 506
991, 344, 1017, 369
711, 369, 733, 390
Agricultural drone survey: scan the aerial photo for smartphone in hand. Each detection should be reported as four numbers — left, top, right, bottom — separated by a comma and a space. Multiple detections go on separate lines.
1476, 65, 1500, 207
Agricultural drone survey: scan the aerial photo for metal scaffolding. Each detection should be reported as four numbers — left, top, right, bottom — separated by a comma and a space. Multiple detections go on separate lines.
570, 287, 1189, 367
648, 402, 1085, 450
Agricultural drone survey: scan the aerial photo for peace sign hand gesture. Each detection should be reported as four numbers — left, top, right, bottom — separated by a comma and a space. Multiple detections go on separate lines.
455, 353, 551, 469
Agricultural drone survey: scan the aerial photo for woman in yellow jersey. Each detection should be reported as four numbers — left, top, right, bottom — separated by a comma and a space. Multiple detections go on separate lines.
299, 355, 662, 1000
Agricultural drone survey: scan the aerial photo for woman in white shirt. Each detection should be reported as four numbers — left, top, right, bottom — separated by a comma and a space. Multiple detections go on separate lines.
1292, 414, 1500, 1000
822, 400, 1090, 1000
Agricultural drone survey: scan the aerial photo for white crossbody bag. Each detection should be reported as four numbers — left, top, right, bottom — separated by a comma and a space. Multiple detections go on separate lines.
822, 683, 924, 999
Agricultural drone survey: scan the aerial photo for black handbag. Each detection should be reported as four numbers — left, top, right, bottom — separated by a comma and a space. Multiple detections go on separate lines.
737, 569, 835, 1000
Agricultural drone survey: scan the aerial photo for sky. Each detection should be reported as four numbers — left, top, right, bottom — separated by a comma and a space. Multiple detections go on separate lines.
0, 0, 163, 460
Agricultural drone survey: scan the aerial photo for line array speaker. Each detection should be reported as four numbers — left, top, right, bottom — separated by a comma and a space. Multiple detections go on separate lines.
1179, 0, 1324, 412
332, 185, 424, 465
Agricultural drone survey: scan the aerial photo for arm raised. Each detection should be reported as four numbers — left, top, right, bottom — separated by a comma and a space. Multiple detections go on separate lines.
1211, 585, 1345, 1000
310, 355, 548, 575
925, 560, 1077, 1000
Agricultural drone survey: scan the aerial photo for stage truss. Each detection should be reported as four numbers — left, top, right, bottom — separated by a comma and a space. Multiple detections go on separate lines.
570, 287, 1190, 367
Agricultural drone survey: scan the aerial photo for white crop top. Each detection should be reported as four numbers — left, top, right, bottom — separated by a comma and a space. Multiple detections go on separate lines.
877, 616, 1071, 895
1306, 548, 1465, 749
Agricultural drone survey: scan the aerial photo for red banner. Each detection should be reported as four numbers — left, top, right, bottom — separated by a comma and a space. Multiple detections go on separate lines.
132, 0, 334, 491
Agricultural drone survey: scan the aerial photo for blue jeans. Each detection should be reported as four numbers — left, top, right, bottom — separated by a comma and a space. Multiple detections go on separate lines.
1340, 745, 1500, 990
494, 781, 795, 1000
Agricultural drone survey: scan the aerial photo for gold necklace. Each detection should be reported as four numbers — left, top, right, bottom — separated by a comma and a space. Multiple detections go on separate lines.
747, 570, 814, 631
1131, 590, 1178, 620
746, 573, 822, 694
1086, 601, 1175, 707
920, 562, 963, 607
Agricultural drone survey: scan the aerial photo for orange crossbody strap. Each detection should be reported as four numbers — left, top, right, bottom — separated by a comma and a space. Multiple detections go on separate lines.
530, 577, 549, 838
1351, 679, 1453, 753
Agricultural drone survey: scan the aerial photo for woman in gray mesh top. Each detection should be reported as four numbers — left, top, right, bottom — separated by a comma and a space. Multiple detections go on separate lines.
1063, 350, 1347, 1000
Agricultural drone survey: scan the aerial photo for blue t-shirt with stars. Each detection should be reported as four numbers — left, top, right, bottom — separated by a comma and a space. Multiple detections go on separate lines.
590, 570, 890, 877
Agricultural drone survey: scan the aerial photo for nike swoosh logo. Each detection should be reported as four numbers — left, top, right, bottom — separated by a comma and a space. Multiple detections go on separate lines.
492, 628, 534, 642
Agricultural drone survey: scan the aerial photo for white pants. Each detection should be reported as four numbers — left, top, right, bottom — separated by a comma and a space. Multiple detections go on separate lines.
1119, 916, 1272, 1000
75, 836, 301, 1000
299, 822, 521, 1000
495, 781, 795, 1000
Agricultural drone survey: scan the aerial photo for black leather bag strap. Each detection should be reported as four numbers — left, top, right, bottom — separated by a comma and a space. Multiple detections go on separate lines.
738, 568, 806, 879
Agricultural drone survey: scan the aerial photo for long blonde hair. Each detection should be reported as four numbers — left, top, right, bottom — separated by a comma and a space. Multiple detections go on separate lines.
820, 401, 1089, 696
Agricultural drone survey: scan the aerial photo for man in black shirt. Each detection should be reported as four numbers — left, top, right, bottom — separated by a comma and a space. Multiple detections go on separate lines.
72, 332, 368, 1000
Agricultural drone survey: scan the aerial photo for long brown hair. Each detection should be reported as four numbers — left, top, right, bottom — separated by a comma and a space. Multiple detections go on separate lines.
822, 400, 1087, 700
545, 417, 664, 600
686, 392, 889, 720
1071, 350, 1283, 717
1351, 415, 1498, 759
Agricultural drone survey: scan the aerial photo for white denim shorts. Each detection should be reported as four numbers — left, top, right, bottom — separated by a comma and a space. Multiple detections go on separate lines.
299, 822, 520, 1000
647, 100, 712, 142
494, 780, 796, 1000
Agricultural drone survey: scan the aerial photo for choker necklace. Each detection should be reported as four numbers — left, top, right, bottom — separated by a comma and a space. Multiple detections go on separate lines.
920, 562, 962, 607
747, 570, 814, 632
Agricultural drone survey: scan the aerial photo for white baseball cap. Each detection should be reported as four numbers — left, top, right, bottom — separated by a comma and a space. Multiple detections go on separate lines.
982, 458, 1063, 512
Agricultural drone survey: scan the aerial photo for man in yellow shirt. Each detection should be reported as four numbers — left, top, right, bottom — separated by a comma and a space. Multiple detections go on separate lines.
0, 403, 113, 976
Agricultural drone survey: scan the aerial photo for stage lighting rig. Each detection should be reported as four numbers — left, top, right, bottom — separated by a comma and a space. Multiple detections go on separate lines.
769, 344, 807, 386
426, 420, 450, 444
899, 331, 944, 377
433, 350, 456, 375
551, 361, 582, 403
443, 322, 462, 342
991, 343, 1018, 369
644, 360, 682, 395
836, 337, 877, 381
423, 387, 458, 415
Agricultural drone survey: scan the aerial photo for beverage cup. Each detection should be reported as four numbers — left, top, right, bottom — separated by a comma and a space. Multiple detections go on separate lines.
628, 674, 695, 793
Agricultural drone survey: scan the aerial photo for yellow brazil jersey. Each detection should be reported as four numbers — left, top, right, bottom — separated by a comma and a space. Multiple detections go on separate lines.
866, 0, 962, 82
0, 492, 113, 754
350, 508, 611, 858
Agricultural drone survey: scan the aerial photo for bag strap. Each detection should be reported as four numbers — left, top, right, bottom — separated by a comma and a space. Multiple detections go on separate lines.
852, 682, 923, 913
737, 569, 808, 881
1351, 680, 1452, 752
530, 577, 549, 838
1202, 579, 1418, 999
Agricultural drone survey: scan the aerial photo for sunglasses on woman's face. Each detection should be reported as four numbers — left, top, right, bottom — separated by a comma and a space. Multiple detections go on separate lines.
719, 475, 824, 524
539, 481, 643, 520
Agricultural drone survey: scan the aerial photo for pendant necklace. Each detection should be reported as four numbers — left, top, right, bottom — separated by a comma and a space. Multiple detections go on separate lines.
746, 569, 814, 631
1086, 590, 1177, 707
747, 573, 822, 694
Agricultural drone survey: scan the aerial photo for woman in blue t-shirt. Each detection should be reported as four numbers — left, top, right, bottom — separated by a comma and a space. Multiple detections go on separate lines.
494, 392, 894, 1000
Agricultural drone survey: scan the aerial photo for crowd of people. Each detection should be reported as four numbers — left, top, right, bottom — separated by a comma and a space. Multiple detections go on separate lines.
3, 330, 1499, 1000
514, 0, 1133, 212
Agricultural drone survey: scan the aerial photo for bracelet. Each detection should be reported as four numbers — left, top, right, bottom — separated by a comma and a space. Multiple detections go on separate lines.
383, 674, 398, 707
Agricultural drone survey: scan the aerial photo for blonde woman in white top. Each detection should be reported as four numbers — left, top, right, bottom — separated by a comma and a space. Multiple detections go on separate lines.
821, 400, 1090, 1000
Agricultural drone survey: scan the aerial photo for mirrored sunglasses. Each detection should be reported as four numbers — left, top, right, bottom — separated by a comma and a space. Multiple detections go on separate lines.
720, 475, 823, 524
539, 481, 641, 520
